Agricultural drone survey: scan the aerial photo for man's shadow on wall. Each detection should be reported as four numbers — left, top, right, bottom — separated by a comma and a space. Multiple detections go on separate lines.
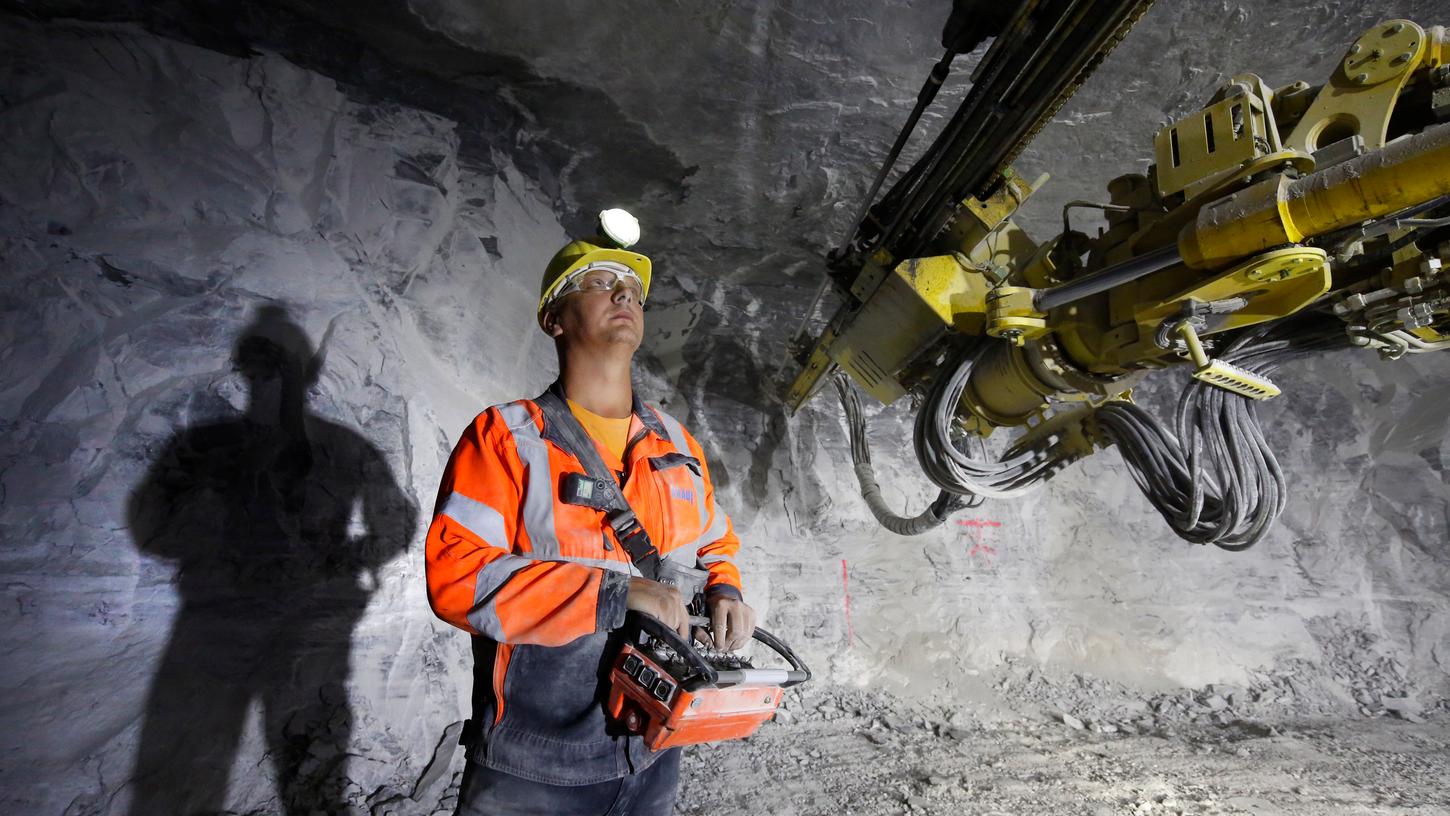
127, 305, 417, 815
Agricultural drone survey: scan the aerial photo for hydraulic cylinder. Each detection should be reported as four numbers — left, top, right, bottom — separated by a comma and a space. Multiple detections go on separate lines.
1178, 122, 1450, 268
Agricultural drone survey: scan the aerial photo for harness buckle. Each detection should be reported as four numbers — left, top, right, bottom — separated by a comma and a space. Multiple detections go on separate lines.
607, 508, 659, 578
607, 508, 646, 544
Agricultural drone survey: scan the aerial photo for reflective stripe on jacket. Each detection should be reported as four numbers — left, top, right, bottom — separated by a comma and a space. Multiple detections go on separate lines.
424, 391, 742, 784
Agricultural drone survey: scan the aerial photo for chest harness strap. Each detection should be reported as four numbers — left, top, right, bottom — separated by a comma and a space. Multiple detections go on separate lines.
534, 382, 662, 582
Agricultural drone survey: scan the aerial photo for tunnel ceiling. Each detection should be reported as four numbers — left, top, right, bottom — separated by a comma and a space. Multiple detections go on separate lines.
12, 0, 1446, 517
10, 1, 1440, 398
21, 0, 1444, 308
9, 0, 1447, 488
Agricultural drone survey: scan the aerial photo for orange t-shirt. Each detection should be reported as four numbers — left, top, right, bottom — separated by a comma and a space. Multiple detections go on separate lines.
567, 399, 631, 470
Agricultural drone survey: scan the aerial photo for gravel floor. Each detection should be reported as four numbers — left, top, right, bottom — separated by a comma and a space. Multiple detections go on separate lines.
676, 687, 1450, 816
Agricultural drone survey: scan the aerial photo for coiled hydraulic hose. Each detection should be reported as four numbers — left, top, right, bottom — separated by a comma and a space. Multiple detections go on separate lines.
840, 312, 1348, 548
913, 342, 1066, 499
832, 374, 969, 535
1096, 313, 1350, 549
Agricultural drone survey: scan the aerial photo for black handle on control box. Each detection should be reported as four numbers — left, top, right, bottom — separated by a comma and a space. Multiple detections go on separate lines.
685, 615, 811, 686
625, 611, 812, 691
625, 611, 718, 691
749, 625, 812, 687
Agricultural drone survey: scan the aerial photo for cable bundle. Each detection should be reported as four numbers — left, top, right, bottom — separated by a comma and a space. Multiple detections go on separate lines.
912, 342, 1073, 500
836, 314, 1349, 547
1096, 314, 1350, 549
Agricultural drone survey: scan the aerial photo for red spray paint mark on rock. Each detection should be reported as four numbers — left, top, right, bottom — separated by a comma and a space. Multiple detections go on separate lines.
956, 518, 1000, 557
841, 559, 854, 647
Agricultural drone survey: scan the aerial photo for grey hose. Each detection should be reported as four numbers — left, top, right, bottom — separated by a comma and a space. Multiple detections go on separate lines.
1096, 314, 1349, 549
838, 313, 1348, 548
832, 374, 968, 535
913, 341, 1066, 498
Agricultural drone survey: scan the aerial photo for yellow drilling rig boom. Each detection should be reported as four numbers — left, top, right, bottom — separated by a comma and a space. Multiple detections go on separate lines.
786, 2, 1450, 548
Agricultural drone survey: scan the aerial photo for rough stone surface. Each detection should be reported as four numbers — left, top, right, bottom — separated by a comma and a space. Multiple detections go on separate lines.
1, 2, 1448, 814
0, 15, 567, 814
678, 686, 1450, 816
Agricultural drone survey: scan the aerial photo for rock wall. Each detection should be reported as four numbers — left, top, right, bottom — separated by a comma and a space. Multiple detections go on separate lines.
1, 4, 1448, 814
0, 17, 568, 814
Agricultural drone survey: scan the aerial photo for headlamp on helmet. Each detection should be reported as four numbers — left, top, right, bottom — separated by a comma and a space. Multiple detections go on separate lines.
598, 208, 640, 249
537, 209, 653, 324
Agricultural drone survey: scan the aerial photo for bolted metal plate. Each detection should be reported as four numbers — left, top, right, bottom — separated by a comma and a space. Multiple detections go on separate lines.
1237, 247, 1328, 283
1342, 20, 1424, 87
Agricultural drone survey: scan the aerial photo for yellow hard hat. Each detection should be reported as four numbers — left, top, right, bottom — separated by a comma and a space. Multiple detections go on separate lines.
537, 209, 652, 318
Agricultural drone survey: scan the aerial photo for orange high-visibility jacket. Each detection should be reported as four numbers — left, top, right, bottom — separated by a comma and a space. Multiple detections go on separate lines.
424, 386, 742, 783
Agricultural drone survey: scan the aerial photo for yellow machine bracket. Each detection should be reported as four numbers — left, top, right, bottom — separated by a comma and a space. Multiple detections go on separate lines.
1174, 321, 1280, 400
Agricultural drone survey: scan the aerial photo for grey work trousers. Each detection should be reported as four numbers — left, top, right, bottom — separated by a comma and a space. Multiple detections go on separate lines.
454, 749, 681, 816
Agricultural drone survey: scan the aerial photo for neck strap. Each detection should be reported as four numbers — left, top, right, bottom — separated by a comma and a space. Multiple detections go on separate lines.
535, 381, 661, 580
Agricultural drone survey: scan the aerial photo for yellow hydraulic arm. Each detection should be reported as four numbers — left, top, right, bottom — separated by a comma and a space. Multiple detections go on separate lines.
787, 17, 1450, 548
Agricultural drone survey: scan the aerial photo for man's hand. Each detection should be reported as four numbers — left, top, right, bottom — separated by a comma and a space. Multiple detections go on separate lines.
706, 594, 756, 652
625, 577, 690, 639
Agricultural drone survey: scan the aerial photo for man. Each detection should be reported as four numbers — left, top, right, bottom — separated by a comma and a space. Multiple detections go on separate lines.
425, 209, 755, 815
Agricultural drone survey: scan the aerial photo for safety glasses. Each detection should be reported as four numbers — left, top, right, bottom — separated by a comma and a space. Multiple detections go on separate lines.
550, 261, 646, 306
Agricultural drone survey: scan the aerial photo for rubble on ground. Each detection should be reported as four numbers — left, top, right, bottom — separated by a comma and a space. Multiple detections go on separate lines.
674, 681, 1450, 815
